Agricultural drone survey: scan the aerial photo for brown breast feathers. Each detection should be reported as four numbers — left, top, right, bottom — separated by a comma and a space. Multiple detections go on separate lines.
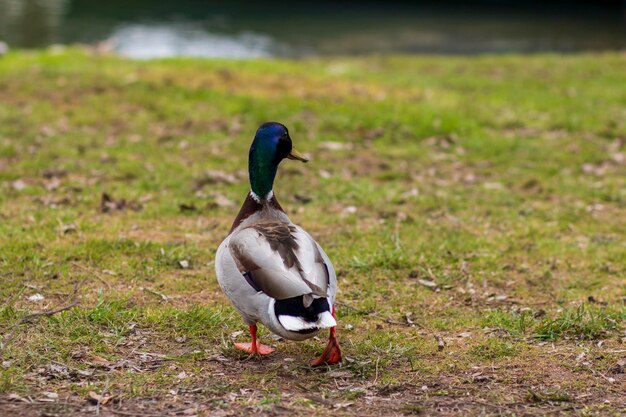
229, 193, 286, 234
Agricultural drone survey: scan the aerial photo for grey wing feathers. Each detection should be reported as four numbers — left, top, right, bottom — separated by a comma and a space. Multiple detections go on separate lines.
228, 221, 329, 300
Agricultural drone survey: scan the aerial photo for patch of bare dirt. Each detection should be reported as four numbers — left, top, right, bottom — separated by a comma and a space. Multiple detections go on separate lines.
2, 336, 624, 417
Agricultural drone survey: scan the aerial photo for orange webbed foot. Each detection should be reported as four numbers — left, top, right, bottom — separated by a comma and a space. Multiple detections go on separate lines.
311, 336, 342, 367
234, 341, 275, 356
234, 325, 275, 357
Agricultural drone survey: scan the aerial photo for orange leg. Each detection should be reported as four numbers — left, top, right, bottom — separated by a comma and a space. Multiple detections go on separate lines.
311, 306, 342, 367
234, 324, 275, 356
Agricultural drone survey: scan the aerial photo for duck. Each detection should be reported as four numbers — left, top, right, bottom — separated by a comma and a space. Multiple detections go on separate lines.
215, 122, 342, 367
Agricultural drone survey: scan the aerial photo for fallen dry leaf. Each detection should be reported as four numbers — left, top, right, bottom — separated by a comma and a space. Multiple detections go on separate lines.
608, 359, 625, 375
229, 330, 244, 339
425, 134, 456, 149
179, 203, 198, 212
487, 294, 508, 302
77, 368, 95, 377
435, 334, 446, 351
89, 355, 112, 367
43, 363, 70, 379
87, 391, 114, 405
333, 401, 355, 409
305, 393, 333, 406
42, 168, 67, 179
7, 393, 30, 403
12, 179, 27, 191
41, 391, 59, 400
417, 279, 437, 289
211, 193, 235, 208
319, 141, 353, 151
100, 192, 142, 213
193, 170, 238, 190
36, 195, 71, 208
611, 152, 625, 164
60, 223, 77, 234
319, 169, 332, 179
293, 193, 312, 203
327, 370, 352, 378
44, 177, 62, 191
483, 182, 504, 190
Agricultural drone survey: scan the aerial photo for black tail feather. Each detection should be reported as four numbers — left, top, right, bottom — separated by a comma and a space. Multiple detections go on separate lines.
274, 296, 330, 322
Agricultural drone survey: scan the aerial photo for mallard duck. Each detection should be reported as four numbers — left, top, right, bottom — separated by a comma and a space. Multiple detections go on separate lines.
215, 122, 341, 366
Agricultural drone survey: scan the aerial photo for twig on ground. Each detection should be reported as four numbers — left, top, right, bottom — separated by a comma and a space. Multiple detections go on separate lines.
108, 409, 173, 417
0, 280, 82, 356
435, 334, 446, 351
96, 378, 111, 416
5, 287, 26, 309
304, 393, 334, 406
0, 400, 81, 409
143, 287, 171, 302
19, 300, 78, 323
134, 351, 169, 359
108, 399, 216, 417
373, 356, 380, 384
71, 261, 112, 289
335, 300, 414, 327
335, 301, 447, 352
584, 362, 616, 383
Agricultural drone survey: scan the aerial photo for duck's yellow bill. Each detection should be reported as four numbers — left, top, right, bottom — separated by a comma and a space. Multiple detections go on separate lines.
287, 148, 309, 163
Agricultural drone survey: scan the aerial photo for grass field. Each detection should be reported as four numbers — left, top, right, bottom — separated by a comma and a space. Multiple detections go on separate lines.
0, 48, 625, 416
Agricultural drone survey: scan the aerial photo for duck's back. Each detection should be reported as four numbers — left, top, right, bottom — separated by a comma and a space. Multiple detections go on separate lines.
216, 217, 337, 338
229, 220, 330, 302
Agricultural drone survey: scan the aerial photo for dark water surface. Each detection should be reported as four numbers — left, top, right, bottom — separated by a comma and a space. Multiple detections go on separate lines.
1, 1, 625, 58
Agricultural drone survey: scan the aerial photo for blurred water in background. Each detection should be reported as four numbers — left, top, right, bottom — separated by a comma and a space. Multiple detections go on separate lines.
0, 0, 625, 58
109, 24, 288, 59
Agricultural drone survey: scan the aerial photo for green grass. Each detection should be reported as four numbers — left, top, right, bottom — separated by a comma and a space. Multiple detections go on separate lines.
533, 304, 625, 341
467, 338, 519, 360
0, 48, 625, 416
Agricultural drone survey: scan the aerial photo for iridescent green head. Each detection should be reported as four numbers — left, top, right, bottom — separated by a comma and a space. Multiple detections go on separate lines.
248, 122, 308, 199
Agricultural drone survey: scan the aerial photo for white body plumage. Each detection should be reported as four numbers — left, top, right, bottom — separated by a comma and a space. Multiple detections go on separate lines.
215, 198, 337, 341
